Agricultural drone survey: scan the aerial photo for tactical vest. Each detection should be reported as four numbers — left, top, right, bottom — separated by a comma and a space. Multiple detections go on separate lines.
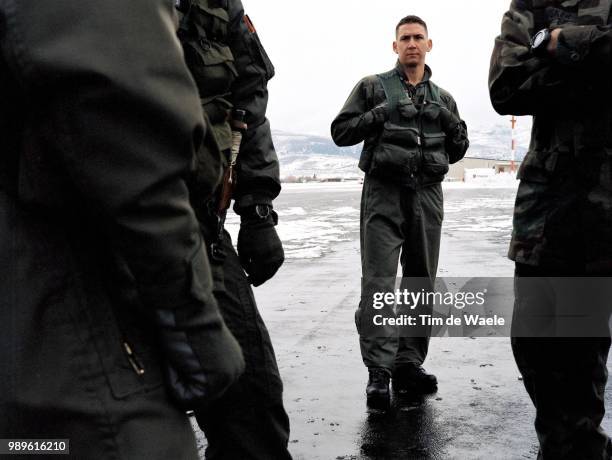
368, 69, 449, 187
177, 0, 236, 151
176, 0, 236, 210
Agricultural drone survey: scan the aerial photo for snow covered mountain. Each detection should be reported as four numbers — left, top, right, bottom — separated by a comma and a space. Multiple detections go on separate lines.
273, 131, 361, 180
273, 122, 531, 180
467, 123, 530, 162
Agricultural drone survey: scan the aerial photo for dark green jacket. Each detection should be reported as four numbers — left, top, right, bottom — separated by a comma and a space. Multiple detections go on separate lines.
331, 64, 469, 187
489, 0, 612, 271
0, 0, 224, 454
178, 0, 280, 210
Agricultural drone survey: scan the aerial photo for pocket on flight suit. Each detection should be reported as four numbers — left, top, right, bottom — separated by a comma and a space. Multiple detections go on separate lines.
369, 123, 419, 178
69, 257, 165, 401
421, 132, 449, 176
511, 147, 565, 260
89, 300, 165, 400
184, 0, 238, 93
182, 37, 238, 96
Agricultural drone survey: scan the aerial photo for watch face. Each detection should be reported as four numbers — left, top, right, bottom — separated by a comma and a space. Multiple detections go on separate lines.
532, 29, 547, 48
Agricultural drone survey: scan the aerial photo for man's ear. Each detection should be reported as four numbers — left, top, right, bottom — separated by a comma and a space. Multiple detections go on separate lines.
427, 39, 433, 52
393, 40, 398, 54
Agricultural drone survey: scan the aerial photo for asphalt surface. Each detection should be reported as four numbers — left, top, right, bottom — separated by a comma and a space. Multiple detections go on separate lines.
195, 183, 612, 459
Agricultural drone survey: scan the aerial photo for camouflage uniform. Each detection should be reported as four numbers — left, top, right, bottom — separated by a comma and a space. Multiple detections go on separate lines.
490, 1, 612, 457
331, 63, 468, 372
0, 0, 244, 458
176, 1, 291, 458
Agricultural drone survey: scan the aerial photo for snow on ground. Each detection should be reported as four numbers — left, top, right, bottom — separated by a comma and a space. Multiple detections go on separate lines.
227, 176, 519, 260
445, 171, 519, 189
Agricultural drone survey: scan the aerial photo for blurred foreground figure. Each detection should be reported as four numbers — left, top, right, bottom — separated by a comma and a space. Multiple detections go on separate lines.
175, 0, 291, 457
490, 1, 612, 457
0, 0, 245, 458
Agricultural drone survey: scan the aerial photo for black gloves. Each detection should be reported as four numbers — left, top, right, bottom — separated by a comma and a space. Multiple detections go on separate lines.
237, 205, 284, 286
439, 106, 462, 133
370, 98, 464, 148
154, 304, 244, 410
421, 101, 461, 133
369, 101, 391, 125
370, 98, 419, 123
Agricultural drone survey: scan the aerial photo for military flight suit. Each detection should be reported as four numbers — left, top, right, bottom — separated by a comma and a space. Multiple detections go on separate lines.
489, 1, 612, 457
175, 1, 291, 458
0, 0, 244, 458
331, 63, 469, 372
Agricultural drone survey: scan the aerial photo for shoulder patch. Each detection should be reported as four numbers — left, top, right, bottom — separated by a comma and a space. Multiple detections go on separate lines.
243, 15, 256, 33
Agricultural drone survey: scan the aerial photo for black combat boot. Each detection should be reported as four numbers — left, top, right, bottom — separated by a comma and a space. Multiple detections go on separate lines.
393, 364, 438, 394
366, 368, 391, 410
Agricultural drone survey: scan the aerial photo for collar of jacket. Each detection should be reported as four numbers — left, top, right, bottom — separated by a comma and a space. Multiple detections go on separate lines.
394, 61, 432, 87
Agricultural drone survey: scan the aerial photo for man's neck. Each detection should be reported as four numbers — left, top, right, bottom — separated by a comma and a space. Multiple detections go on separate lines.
402, 64, 425, 86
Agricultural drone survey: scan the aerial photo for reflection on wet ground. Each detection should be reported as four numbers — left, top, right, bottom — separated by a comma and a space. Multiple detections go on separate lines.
358, 393, 446, 460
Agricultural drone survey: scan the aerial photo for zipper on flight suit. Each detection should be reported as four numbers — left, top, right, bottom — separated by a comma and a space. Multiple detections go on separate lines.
123, 341, 145, 376
416, 96, 424, 185
404, 80, 424, 182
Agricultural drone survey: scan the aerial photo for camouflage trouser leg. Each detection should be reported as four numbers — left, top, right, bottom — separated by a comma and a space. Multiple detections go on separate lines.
357, 175, 442, 371
195, 229, 291, 460
512, 264, 612, 459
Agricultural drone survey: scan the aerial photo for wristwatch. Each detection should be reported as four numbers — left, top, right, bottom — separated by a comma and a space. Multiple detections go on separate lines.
531, 28, 551, 57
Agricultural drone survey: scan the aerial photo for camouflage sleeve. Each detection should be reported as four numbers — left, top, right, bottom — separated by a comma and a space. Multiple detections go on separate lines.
330, 77, 383, 147
2, 0, 217, 311
227, 0, 280, 210
489, 1, 566, 115
442, 94, 469, 164
556, 24, 612, 67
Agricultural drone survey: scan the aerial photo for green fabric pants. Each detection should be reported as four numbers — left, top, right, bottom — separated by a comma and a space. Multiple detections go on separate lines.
357, 174, 443, 371
195, 228, 291, 460
512, 263, 612, 459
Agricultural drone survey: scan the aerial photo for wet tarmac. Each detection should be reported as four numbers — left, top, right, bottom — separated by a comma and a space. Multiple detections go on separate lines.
195, 183, 612, 459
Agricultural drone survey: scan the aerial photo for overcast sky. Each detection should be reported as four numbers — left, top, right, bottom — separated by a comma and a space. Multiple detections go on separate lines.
244, 0, 530, 138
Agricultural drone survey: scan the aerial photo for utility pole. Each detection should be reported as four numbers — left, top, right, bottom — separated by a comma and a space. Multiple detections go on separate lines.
510, 116, 517, 172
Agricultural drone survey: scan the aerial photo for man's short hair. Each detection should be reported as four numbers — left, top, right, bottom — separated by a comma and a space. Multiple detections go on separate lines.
395, 15, 428, 35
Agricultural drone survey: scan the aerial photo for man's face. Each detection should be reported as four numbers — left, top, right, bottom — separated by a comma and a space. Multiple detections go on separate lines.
393, 23, 432, 67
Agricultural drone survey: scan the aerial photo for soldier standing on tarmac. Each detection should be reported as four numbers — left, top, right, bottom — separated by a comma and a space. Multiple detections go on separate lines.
175, 0, 292, 458
331, 15, 469, 410
490, 0, 612, 457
